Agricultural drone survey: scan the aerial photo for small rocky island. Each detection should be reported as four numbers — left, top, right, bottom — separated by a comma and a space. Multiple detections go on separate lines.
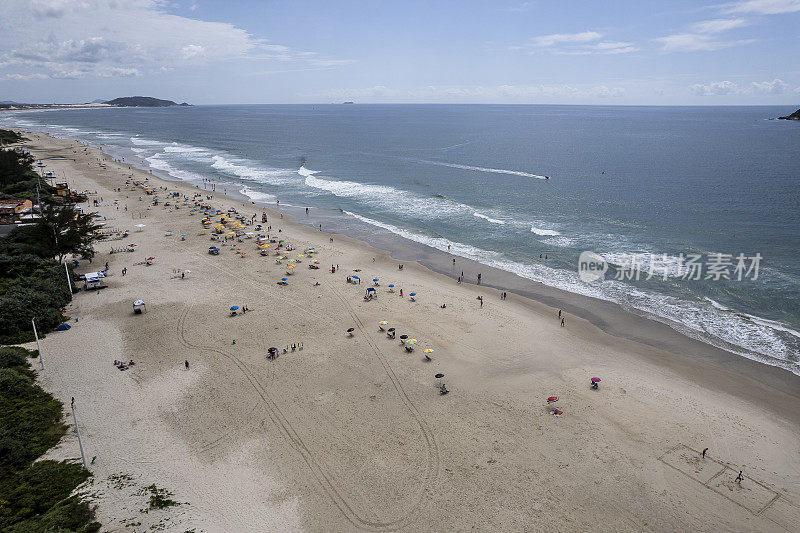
777, 108, 800, 120
105, 96, 191, 107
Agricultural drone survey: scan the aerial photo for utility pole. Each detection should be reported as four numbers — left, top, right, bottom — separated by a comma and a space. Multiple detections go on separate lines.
64, 262, 73, 293
31, 317, 44, 370
70, 401, 88, 469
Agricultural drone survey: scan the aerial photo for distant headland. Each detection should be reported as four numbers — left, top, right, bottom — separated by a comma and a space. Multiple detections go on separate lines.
0, 96, 191, 111
777, 108, 800, 120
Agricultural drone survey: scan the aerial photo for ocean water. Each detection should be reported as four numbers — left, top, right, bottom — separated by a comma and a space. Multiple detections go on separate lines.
2, 104, 799, 374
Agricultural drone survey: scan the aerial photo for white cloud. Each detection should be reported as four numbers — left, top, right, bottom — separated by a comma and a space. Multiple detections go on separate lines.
524, 31, 636, 55
690, 80, 740, 95
750, 78, 788, 93
530, 31, 602, 47
317, 83, 627, 102
655, 33, 754, 52
181, 44, 206, 59
725, 0, 800, 14
0, 0, 347, 81
689, 18, 750, 33
5, 73, 48, 80
690, 78, 789, 95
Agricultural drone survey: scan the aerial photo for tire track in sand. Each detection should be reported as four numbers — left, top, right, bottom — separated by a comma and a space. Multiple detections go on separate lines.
177, 301, 437, 531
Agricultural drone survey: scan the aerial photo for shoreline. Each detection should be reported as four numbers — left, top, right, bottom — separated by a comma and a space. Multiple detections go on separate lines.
14, 127, 799, 389
12, 129, 800, 531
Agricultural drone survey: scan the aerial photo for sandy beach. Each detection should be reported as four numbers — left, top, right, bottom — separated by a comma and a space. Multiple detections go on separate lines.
14, 130, 800, 532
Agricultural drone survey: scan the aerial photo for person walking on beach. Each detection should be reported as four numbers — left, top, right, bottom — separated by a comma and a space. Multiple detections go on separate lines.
702, 448, 708, 459
477, 273, 482, 285
558, 309, 562, 319
122, 267, 127, 276
478, 296, 483, 307
735, 471, 743, 484
400, 288, 403, 298
184, 360, 189, 370
561, 317, 565, 327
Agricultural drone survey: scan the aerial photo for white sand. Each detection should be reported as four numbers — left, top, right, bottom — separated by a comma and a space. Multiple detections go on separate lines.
17, 130, 800, 532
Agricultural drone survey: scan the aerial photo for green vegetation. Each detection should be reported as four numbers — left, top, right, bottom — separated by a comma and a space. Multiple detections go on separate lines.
138, 484, 181, 512
0, 347, 100, 531
0, 129, 26, 144
0, 147, 101, 343
0, 146, 57, 202
0, 144, 103, 531
105, 96, 190, 107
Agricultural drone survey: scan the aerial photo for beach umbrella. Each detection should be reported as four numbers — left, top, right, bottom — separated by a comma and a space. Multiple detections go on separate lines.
230, 306, 239, 311
379, 321, 389, 326
409, 292, 416, 297
388, 284, 394, 288
388, 327, 395, 332
366, 287, 375, 292
547, 396, 558, 404
591, 377, 602, 383
281, 277, 288, 281
347, 327, 355, 336
180, 234, 187, 237
552, 409, 563, 417
435, 373, 444, 379
373, 278, 379, 282
423, 348, 434, 354
406, 338, 418, 345
352, 275, 359, 279
133, 300, 145, 306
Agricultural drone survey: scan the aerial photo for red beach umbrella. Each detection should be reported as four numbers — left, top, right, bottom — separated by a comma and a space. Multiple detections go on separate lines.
591, 377, 601, 383
547, 396, 558, 403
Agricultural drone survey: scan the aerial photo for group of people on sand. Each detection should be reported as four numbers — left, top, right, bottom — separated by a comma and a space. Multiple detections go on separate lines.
113, 359, 136, 371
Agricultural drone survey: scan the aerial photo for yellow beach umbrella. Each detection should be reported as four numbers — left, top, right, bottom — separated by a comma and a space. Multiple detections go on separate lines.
423, 348, 434, 354
406, 338, 418, 345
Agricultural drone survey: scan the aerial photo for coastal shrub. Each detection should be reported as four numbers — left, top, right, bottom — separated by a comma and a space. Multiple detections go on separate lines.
0, 367, 66, 476
0, 129, 25, 144
0, 460, 92, 528
0, 359, 99, 531
4, 494, 100, 533
0, 346, 36, 370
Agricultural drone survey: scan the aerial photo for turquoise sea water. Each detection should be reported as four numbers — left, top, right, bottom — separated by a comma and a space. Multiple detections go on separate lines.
3, 104, 798, 374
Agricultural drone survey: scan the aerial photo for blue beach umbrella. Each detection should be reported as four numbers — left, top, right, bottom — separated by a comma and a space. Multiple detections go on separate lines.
388, 284, 394, 287
352, 275, 359, 279
409, 292, 416, 297
281, 277, 288, 281
373, 278, 379, 282
230, 306, 239, 311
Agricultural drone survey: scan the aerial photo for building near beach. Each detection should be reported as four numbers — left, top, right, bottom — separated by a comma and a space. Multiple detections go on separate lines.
0, 199, 32, 224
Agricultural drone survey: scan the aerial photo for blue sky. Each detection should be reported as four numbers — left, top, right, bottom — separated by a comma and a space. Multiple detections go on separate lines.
0, 0, 798, 105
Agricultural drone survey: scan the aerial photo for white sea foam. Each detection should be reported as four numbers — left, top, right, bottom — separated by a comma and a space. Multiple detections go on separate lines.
304, 170, 472, 218
531, 226, 561, 236
541, 236, 575, 247
213, 156, 295, 185
297, 165, 319, 177
145, 154, 206, 182
473, 212, 505, 224
163, 144, 210, 153
602, 252, 686, 279
239, 187, 277, 203
414, 159, 549, 179
130, 136, 166, 146
345, 209, 799, 375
